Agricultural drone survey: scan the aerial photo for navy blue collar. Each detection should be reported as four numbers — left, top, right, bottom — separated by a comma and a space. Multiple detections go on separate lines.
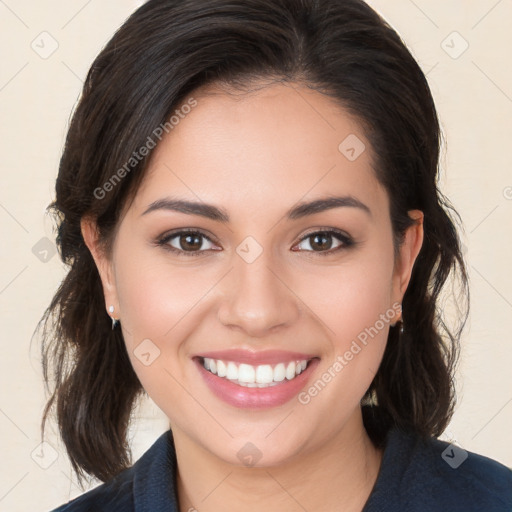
126, 409, 393, 511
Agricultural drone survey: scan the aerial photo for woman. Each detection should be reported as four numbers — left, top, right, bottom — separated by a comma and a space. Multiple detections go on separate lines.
39, 0, 512, 510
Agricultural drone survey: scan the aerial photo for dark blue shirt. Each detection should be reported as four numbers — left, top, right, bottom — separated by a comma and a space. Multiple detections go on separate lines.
50, 412, 512, 512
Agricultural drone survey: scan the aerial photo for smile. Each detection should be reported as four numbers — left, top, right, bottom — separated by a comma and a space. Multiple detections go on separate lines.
202, 357, 310, 387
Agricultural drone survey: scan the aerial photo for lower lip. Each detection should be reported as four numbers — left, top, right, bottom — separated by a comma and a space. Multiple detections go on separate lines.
194, 357, 320, 409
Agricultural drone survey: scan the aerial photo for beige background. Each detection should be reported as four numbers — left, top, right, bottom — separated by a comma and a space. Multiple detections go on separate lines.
0, 1, 511, 510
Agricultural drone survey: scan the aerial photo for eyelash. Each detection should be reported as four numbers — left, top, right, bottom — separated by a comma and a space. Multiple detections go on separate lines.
155, 228, 355, 257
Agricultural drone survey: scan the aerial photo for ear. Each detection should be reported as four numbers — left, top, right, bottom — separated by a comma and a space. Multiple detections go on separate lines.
390, 210, 424, 321
80, 216, 120, 319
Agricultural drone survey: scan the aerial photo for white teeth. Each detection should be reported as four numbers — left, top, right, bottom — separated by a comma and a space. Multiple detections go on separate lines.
202, 357, 311, 386
238, 363, 255, 383
226, 361, 238, 380
273, 363, 286, 382
256, 364, 274, 384
286, 361, 296, 380
216, 359, 227, 377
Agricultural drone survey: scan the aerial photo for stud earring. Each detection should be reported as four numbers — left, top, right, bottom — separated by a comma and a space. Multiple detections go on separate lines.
108, 305, 119, 330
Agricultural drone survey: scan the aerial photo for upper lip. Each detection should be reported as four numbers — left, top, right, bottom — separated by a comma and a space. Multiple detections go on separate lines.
194, 349, 317, 366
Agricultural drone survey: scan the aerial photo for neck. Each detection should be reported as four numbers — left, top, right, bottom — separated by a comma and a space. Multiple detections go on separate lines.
173, 407, 383, 512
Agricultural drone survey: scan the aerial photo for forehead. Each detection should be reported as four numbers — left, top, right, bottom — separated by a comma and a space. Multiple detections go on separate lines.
129, 81, 387, 218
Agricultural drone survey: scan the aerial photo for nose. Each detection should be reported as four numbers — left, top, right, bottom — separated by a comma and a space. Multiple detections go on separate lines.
216, 248, 300, 337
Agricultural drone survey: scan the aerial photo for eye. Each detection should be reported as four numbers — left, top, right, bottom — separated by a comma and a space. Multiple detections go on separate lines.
293, 229, 354, 254
156, 230, 218, 256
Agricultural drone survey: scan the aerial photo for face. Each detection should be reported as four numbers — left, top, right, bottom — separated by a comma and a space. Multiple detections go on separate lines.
83, 81, 423, 467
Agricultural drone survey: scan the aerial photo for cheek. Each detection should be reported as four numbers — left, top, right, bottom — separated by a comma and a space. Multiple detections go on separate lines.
112, 250, 203, 381
115, 253, 214, 341
306, 250, 395, 346
113, 253, 209, 415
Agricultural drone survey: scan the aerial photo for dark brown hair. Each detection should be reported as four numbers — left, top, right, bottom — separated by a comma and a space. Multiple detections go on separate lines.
36, 0, 469, 486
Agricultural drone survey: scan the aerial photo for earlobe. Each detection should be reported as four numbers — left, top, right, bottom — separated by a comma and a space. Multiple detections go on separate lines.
80, 216, 119, 314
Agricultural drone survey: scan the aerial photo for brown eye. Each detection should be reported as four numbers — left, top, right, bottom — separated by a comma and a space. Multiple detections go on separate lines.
157, 230, 217, 256
294, 230, 353, 254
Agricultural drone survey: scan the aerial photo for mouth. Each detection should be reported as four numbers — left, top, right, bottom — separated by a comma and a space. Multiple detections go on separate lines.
192, 354, 320, 409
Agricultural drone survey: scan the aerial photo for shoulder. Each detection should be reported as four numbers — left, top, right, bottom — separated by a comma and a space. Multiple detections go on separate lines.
365, 425, 512, 512
410, 433, 512, 510
425, 435, 512, 504
48, 430, 176, 512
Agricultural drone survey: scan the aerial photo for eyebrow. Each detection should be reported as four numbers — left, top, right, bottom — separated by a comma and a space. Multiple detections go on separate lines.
141, 195, 371, 221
